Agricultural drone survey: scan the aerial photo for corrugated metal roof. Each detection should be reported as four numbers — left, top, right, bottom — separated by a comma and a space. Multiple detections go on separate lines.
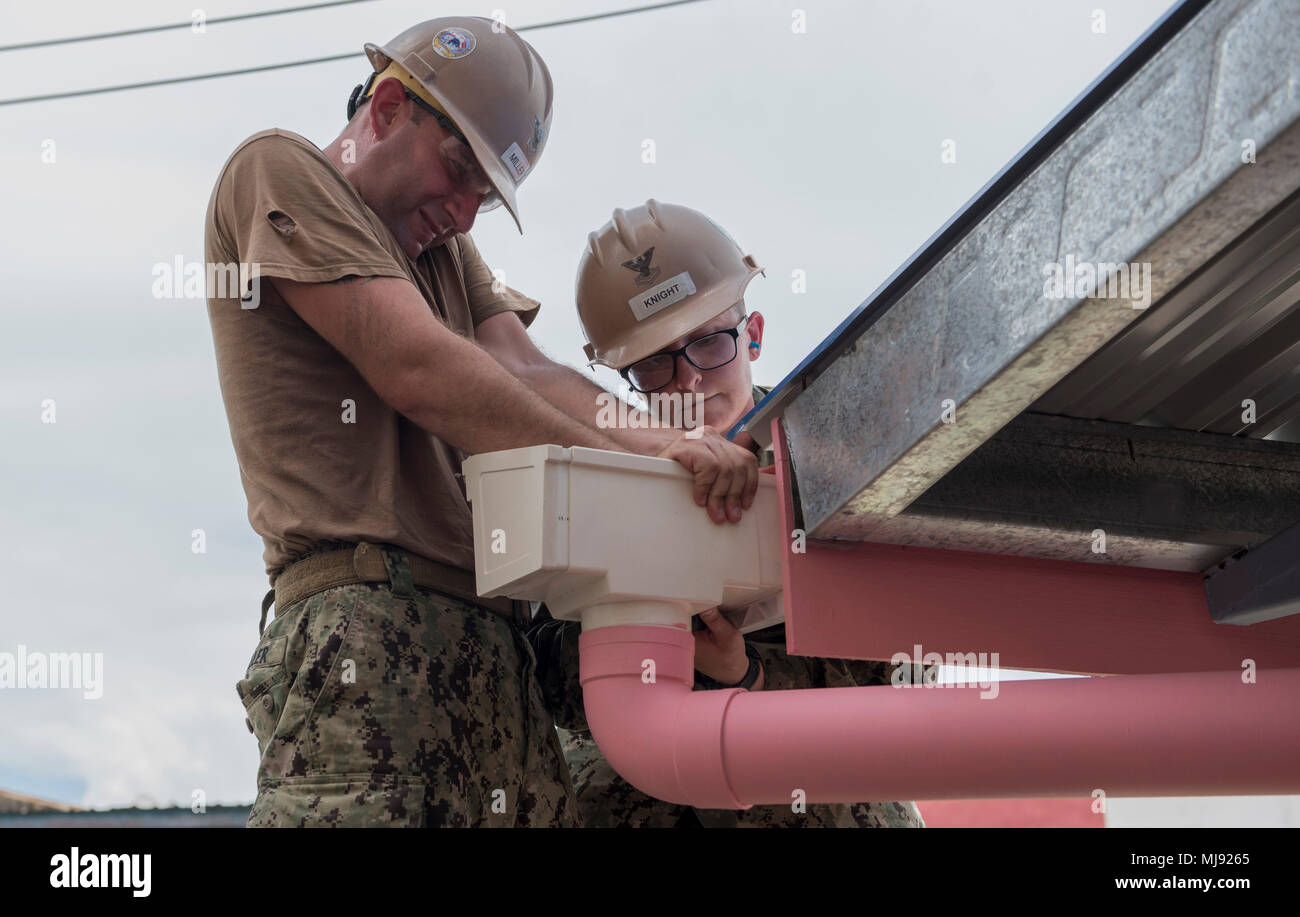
1032, 189, 1300, 441
763, 0, 1300, 563
737, 0, 1220, 444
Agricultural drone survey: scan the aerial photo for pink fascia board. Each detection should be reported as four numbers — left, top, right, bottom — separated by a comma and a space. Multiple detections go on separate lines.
771, 418, 1300, 675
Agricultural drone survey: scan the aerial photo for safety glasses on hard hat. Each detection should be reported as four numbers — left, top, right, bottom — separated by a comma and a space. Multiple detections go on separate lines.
620, 314, 751, 394
400, 87, 503, 212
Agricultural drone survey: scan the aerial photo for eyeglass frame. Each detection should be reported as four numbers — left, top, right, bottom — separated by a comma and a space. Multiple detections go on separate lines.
402, 88, 502, 210
352, 71, 501, 210
619, 314, 752, 394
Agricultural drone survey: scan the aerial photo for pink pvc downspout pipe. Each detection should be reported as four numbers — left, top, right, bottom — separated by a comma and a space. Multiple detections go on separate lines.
579, 624, 1300, 807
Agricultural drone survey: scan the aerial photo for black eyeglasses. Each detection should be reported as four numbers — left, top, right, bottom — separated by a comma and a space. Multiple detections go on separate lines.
399, 87, 467, 143
621, 315, 750, 394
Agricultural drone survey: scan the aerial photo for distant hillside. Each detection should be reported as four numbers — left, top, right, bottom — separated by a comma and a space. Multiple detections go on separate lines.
0, 788, 83, 815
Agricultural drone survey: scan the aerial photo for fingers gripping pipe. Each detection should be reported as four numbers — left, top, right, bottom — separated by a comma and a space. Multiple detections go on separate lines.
581, 624, 1300, 806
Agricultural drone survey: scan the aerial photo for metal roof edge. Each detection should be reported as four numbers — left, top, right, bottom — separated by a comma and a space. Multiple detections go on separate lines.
731, 0, 1214, 446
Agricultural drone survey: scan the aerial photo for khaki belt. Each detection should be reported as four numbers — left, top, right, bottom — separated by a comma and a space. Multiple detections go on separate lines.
271, 542, 519, 623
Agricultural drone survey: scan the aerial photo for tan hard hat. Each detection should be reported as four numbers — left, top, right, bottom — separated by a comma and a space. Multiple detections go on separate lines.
362, 17, 554, 234
577, 200, 764, 368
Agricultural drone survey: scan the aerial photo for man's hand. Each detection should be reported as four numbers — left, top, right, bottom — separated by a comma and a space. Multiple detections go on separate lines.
693, 608, 763, 690
657, 426, 758, 524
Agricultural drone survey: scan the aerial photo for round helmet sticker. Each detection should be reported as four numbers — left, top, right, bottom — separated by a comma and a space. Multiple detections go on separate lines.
432, 27, 476, 60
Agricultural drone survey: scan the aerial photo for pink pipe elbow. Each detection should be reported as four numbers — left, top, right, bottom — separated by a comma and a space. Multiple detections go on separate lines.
580, 624, 1300, 807
580, 624, 749, 808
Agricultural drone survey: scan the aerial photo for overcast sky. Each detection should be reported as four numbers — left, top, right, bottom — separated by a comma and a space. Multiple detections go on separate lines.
1, 0, 1229, 813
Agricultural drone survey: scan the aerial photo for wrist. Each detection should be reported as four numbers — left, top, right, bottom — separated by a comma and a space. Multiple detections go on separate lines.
716, 657, 749, 685
707, 643, 761, 690
611, 424, 678, 456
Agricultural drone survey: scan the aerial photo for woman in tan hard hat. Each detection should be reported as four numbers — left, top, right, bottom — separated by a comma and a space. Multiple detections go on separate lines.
528, 200, 927, 827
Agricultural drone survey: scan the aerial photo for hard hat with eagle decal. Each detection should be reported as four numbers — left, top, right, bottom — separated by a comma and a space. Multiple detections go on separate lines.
576, 200, 765, 369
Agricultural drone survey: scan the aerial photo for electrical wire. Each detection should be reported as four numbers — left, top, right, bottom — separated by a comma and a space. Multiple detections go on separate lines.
0, 0, 716, 106
0, 0, 381, 53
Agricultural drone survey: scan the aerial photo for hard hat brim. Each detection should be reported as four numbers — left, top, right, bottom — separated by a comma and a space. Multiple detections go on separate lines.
594, 269, 762, 370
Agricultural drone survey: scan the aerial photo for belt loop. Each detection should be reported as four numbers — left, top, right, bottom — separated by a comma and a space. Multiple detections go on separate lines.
381, 544, 415, 598
352, 541, 376, 578
259, 589, 275, 637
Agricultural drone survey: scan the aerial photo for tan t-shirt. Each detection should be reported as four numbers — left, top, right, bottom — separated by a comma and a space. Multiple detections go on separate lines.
204, 128, 540, 581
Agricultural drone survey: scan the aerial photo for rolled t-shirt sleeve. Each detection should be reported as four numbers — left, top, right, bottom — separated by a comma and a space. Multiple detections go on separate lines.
213, 132, 411, 286
457, 231, 541, 329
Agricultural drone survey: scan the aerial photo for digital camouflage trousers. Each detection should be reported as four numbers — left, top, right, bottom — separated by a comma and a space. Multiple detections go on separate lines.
236, 552, 579, 827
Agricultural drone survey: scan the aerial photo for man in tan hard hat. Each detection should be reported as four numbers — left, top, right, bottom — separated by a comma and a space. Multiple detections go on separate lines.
204, 20, 757, 828
529, 200, 927, 827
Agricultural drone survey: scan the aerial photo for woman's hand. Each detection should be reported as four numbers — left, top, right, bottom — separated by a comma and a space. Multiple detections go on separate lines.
693, 607, 762, 689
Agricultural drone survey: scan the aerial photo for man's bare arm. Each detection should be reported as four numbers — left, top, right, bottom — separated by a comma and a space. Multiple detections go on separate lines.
475, 311, 679, 454
273, 276, 623, 454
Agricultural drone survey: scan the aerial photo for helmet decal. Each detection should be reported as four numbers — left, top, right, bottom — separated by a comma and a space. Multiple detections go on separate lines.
500, 142, 531, 182
432, 27, 476, 59
621, 247, 661, 287
627, 272, 697, 321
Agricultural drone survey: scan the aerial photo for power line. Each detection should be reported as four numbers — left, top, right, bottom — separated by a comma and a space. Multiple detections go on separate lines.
0, 0, 715, 106
0, 0, 381, 53
497, 0, 710, 33
1, 52, 360, 105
